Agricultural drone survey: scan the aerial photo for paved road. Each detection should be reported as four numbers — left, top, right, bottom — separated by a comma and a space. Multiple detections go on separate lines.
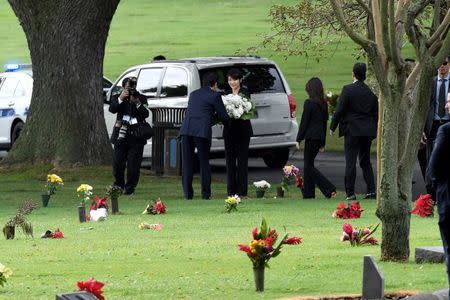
1, 150, 427, 199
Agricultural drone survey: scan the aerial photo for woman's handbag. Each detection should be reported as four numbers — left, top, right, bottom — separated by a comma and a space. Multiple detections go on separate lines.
134, 121, 154, 140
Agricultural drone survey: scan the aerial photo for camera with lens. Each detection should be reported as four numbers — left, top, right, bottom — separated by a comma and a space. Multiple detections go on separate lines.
128, 88, 139, 98
117, 120, 129, 141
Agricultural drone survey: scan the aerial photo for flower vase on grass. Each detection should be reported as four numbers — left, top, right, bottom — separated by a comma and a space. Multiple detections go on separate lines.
106, 185, 122, 214
77, 184, 93, 223
238, 217, 302, 292
2, 200, 38, 240
279, 164, 300, 197
43, 174, 63, 207
253, 180, 271, 198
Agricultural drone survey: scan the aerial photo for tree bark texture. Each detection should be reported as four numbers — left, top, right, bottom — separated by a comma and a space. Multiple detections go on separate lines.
4, 0, 120, 166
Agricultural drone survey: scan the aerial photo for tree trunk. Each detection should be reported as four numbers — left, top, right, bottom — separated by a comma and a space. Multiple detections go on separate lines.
3, 0, 120, 166
376, 88, 411, 261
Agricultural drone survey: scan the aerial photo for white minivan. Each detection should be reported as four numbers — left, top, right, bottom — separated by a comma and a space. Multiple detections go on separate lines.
105, 56, 298, 168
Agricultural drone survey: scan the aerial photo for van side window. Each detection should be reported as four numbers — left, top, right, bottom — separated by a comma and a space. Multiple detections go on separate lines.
200, 65, 285, 95
137, 68, 163, 98
160, 67, 188, 98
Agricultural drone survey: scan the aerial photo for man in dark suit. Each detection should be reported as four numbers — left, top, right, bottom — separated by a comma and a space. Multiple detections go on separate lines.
426, 92, 450, 296
330, 62, 378, 200
180, 72, 230, 200
424, 56, 450, 165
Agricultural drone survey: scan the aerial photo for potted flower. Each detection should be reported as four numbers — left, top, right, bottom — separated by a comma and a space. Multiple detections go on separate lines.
411, 194, 434, 217
77, 278, 105, 300
278, 165, 300, 197
88, 196, 109, 222
77, 184, 93, 223
224, 195, 241, 213
340, 223, 379, 246
0, 263, 12, 287
238, 217, 301, 292
106, 185, 122, 214
142, 198, 167, 215
43, 173, 64, 207
2, 200, 38, 240
253, 180, 271, 198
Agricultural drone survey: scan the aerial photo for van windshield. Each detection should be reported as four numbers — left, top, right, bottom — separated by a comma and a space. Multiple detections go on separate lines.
199, 65, 285, 95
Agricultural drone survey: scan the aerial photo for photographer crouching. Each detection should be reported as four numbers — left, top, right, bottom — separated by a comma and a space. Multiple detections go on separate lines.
109, 77, 150, 195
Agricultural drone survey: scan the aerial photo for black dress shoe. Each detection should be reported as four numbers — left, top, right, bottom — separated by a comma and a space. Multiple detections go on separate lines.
124, 189, 134, 195
364, 192, 376, 199
346, 194, 357, 201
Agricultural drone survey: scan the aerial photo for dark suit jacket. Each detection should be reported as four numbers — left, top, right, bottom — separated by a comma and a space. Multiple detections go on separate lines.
297, 99, 328, 144
424, 76, 440, 137
180, 87, 229, 140
109, 93, 149, 144
330, 81, 378, 137
427, 122, 450, 214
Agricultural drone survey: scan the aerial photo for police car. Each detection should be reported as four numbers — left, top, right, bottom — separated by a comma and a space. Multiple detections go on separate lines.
0, 64, 113, 150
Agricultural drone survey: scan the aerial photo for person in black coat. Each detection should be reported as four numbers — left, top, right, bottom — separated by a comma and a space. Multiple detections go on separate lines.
330, 63, 378, 200
180, 72, 230, 200
426, 93, 450, 296
223, 68, 253, 196
296, 77, 336, 198
109, 77, 149, 195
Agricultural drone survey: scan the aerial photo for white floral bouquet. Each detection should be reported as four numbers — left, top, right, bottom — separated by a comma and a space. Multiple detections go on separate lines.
221, 93, 255, 120
253, 180, 271, 191
225, 195, 241, 213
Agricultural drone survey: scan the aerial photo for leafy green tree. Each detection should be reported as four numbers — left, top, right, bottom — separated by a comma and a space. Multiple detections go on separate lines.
257, 0, 450, 261
3, 0, 121, 166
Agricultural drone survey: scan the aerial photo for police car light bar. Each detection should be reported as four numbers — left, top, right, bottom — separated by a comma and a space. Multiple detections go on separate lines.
4, 63, 32, 72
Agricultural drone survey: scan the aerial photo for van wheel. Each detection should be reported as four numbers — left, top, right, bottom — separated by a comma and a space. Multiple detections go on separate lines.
262, 148, 289, 168
11, 122, 24, 146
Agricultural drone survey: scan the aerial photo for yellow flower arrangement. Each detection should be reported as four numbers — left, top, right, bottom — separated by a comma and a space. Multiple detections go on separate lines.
77, 184, 93, 206
45, 174, 64, 196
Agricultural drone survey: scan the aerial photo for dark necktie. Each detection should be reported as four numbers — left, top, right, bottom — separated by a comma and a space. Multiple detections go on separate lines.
438, 78, 447, 118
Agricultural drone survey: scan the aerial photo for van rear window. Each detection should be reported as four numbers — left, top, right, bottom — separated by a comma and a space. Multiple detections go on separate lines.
199, 65, 286, 95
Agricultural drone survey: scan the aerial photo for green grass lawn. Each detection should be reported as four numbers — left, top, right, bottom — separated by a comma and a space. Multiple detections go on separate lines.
0, 167, 446, 299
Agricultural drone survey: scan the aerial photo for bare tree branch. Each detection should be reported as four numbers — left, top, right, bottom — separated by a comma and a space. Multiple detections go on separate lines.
427, 8, 450, 47
389, 0, 403, 70
371, 0, 388, 63
356, 0, 371, 15
405, 0, 431, 60
330, 0, 372, 49
432, 0, 443, 32
434, 26, 450, 64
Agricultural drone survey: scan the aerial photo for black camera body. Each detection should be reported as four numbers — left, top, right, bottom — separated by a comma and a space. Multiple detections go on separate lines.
128, 88, 139, 97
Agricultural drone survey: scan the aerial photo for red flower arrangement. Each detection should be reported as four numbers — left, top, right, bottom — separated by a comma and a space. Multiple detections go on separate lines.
53, 228, 64, 239
77, 278, 105, 300
238, 217, 302, 268
340, 223, 379, 246
89, 196, 109, 211
411, 194, 434, 217
142, 198, 166, 215
332, 201, 363, 219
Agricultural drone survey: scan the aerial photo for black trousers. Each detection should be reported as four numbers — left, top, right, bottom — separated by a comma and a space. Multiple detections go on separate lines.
344, 135, 375, 197
303, 139, 336, 198
224, 129, 251, 196
181, 135, 211, 199
113, 136, 145, 193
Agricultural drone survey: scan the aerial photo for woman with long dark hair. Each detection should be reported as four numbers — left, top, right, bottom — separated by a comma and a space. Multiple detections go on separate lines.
296, 77, 336, 198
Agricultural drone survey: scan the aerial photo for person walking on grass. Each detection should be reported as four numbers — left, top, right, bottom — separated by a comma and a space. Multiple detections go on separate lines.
330, 62, 378, 201
296, 77, 336, 199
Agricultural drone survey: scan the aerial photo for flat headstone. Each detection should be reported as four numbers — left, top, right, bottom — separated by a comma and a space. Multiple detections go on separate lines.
56, 291, 98, 300
407, 289, 449, 300
415, 247, 445, 264
362, 255, 384, 300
